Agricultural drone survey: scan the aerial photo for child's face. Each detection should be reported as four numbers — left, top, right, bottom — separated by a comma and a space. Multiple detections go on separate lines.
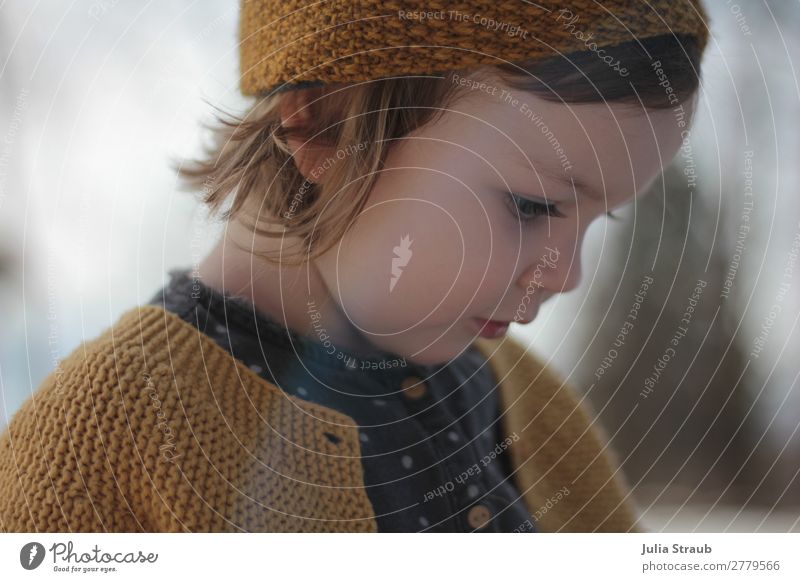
314, 77, 692, 365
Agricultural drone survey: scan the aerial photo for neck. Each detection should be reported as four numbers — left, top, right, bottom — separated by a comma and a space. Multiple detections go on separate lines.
197, 218, 378, 356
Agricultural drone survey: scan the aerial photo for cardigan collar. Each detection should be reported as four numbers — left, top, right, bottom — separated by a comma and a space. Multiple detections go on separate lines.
158, 267, 465, 381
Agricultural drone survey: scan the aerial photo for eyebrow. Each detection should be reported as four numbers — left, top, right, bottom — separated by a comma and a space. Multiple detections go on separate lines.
511, 154, 606, 203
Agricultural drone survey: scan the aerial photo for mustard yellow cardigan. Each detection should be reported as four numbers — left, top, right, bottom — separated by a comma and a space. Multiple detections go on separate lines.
0, 305, 641, 532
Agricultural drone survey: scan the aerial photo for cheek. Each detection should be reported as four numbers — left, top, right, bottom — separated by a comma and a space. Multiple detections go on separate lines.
317, 175, 523, 332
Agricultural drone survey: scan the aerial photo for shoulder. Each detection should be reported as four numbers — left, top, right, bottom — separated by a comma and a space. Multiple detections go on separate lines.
471, 334, 564, 392
0, 305, 213, 532
472, 334, 642, 532
0, 305, 373, 532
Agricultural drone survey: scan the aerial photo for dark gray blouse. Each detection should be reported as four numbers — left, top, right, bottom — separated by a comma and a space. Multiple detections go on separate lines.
148, 268, 536, 533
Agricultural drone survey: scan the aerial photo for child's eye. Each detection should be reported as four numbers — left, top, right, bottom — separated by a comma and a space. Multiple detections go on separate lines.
505, 192, 565, 222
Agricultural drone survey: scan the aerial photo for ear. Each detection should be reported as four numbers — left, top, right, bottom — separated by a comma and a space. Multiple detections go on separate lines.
279, 88, 336, 183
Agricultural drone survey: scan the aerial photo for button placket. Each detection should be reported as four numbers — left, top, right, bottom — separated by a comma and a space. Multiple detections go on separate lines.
403, 377, 465, 529
397, 370, 501, 531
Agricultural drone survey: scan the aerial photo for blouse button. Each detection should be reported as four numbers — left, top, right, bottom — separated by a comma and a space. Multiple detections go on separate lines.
401, 376, 427, 399
467, 504, 492, 530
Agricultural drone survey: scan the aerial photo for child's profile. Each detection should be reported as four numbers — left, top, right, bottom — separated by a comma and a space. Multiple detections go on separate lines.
0, 0, 709, 533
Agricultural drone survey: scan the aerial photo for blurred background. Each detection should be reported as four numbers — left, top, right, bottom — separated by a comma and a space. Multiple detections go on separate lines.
1, 1, 798, 531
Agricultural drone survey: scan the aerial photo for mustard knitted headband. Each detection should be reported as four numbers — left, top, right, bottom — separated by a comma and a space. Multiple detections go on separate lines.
239, 0, 710, 96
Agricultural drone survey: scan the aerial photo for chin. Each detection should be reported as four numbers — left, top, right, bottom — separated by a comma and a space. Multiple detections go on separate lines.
405, 338, 477, 367
370, 323, 478, 367
405, 351, 452, 367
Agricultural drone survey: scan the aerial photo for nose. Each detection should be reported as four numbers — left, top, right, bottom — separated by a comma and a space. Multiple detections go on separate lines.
516, 237, 584, 298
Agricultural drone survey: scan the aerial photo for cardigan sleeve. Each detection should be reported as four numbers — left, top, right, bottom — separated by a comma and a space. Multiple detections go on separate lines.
0, 341, 150, 532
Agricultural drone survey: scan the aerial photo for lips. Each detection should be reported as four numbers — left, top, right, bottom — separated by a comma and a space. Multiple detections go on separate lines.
472, 299, 544, 337
472, 308, 539, 337
472, 318, 511, 339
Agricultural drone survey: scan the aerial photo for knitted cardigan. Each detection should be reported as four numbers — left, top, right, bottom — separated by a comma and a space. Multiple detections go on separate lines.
0, 305, 641, 532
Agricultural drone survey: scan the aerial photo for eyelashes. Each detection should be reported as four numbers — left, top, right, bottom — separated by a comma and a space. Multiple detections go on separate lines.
505, 192, 565, 222
505, 191, 623, 223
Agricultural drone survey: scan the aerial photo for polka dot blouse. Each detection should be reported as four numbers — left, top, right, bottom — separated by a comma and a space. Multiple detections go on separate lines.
147, 268, 536, 533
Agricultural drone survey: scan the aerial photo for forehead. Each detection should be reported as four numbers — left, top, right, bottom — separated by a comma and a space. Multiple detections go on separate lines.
449, 79, 690, 204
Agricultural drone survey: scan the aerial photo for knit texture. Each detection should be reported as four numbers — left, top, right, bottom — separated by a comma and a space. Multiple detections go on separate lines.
240, 0, 709, 95
472, 335, 640, 532
0, 304, 641, 532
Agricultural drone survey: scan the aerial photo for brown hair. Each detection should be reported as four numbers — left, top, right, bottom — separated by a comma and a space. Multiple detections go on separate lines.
175, 34, 704, 266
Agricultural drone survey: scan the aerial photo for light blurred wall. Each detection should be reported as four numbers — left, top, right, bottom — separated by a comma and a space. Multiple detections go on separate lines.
1, 2, 243, 419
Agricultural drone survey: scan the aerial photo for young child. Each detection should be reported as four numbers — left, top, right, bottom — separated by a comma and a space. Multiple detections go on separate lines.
0, 1, 709, 532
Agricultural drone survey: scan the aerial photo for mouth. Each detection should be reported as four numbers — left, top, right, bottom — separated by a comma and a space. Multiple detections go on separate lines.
471, 293, 548, 339
471, 305, 540, 338
471, 318, 512, 339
